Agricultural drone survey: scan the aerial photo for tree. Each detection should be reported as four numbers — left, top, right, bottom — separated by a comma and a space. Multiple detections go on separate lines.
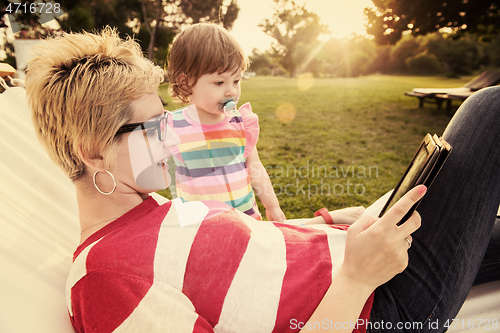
58, 0, 239, 63
389, 35, 421, 72
365, 0, 500, 45
259, 0, 328, 77
319, 36, 378, 77
58, 0, 140, 37
1, 1, 9, 29
424, 33, 484, 74
248, 48, 273, 75
178, 0, 239, 29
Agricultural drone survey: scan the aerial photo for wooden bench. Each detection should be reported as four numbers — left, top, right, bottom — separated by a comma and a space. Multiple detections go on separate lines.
435, 91, 472, 115
405, 89, 474, 115
405, 71, 500, 115
405, 91, 446, 109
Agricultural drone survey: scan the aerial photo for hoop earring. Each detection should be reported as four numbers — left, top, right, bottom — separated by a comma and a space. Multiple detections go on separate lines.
93, 170, 116, 195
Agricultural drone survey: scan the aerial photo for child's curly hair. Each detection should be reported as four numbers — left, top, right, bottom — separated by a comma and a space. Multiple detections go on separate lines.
166, 23, 249, 103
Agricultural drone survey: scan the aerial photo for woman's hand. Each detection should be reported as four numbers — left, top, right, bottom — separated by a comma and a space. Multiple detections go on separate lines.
300, 186, 426, 333
339, 185, 426, 294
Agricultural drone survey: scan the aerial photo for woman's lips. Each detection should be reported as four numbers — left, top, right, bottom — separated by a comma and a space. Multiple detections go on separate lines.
157, 156, 170, 167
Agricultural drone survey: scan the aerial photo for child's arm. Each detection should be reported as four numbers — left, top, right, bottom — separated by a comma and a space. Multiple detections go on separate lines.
247, 148, 286, 222
304, 206, 366, 226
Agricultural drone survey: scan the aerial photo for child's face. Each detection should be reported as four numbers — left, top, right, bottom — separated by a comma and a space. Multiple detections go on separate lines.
189, 69, 242, 117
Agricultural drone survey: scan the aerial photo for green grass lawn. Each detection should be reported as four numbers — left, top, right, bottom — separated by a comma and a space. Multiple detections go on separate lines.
159, 74, 472, 219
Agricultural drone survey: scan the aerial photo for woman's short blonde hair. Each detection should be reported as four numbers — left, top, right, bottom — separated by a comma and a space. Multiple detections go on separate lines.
25, 27, 164, 181
166, 23, 249, 103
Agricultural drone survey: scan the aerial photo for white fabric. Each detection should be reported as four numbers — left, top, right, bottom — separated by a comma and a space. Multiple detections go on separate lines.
214, 211, 288, 333
0, 86, 78, 332
0, 85, 498, 333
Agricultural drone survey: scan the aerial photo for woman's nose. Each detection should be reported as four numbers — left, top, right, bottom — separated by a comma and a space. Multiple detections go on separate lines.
163, 123, 181, 148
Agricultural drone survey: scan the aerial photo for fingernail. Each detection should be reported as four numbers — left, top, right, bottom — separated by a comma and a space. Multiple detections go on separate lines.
418, 185, 427, 196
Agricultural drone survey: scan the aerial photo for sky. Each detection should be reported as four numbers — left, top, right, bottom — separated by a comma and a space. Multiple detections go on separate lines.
230, 0, 375, 55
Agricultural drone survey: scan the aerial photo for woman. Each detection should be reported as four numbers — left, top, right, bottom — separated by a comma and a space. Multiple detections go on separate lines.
25, 28, 499, 333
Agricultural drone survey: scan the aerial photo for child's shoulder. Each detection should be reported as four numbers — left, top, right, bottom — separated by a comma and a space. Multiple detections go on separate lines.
171, 107, 186, 117
169, 107, 190, 130
236, 102, 258, 124
236, 102, 258, 127
238, 102, 253, 116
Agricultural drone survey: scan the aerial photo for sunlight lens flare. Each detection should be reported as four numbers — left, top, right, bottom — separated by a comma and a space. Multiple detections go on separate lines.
297, 73, 314, 91
276, 102, 296, 124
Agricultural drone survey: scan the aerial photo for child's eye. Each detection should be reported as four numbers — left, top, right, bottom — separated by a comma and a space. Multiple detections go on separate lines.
215, 81, 224, 86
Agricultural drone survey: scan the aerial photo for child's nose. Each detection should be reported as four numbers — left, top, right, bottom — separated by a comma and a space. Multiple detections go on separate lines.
226, 85, 237, 96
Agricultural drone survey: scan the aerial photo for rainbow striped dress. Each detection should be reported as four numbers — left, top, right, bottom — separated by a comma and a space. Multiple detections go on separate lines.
169, 103, 262, 220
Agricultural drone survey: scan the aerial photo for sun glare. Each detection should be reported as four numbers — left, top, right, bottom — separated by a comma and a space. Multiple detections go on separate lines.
300, 0, 374, 39
231, 0, 375, 55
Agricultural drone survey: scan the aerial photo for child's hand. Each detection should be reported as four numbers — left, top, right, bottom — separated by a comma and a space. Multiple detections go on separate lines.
329, 206, 365, 225
266, 207, 286, 223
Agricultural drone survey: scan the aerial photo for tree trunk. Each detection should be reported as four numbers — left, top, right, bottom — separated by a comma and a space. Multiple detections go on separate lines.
142, 0, 163, 61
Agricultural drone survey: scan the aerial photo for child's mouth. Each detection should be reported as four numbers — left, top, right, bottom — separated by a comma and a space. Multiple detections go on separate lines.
218, 98, 238, 115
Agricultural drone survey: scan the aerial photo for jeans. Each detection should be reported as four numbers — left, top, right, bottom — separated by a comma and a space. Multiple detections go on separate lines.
368, 86, 500, 332
473, 218, 500, 285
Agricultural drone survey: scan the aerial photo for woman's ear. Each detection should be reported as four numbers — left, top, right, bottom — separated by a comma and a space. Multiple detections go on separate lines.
77, 146, 105, 172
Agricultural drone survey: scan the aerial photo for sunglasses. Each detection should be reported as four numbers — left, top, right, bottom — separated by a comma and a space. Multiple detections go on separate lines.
115, 112, 168, 141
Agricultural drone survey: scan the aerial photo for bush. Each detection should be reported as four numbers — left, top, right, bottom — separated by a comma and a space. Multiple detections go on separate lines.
257, 67, 272, 76
406, 53, 442, 75
425, 34, 484, 75
483, 33, 500, 67
389, 36, 421, 73
367, 45, 391, 74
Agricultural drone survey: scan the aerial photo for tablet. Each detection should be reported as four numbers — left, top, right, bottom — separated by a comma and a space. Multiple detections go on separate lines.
379, 133, 452, 224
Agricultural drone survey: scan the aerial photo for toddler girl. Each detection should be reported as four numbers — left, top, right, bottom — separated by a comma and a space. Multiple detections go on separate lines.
166, 23, 286, 222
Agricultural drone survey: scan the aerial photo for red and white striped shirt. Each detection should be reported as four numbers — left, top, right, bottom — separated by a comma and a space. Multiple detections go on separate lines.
66, 197, 373, 332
